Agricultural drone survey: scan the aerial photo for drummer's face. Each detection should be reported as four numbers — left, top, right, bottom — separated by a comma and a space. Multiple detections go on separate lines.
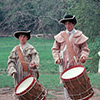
19, 34, 28, 45
65, 21, 74, 32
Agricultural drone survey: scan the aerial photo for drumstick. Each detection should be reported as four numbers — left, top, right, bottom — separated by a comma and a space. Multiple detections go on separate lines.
58, 54, 61, 59
21, 61, 42, 67
87, 57, 92, 60
58, 54, 63, 65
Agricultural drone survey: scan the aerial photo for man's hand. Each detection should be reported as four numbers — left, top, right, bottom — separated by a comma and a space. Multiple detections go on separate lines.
56, 59, 63, 65
29, 62, 36, 68
80, 56, 86, 63
12, 73, 15, 78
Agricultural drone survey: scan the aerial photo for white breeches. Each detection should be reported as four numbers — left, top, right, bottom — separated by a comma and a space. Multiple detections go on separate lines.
64, 87, 71, 100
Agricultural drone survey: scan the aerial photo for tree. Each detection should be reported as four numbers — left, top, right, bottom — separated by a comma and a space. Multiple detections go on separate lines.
0, 0, 67, 35
0, 0, 100, 38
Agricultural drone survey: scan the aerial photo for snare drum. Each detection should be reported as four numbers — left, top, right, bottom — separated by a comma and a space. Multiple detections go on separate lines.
60, 65, 94, 100
14, 75, 48, 100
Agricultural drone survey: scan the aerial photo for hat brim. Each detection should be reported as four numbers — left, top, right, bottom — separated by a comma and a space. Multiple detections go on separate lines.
14, 31, 31, 40
59, 18, 77, 25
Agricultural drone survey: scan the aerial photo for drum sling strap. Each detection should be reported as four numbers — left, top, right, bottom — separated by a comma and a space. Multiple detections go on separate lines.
16, 45, 31, 74
61, 32, 77, 63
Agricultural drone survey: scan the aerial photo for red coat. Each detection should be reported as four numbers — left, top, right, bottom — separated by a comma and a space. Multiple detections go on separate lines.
52, 30, 89, 71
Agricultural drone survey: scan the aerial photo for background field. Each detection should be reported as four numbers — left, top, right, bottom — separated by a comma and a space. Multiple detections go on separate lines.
0, 37, 100, 99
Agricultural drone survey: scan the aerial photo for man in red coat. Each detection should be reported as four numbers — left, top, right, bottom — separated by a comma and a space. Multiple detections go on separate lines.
52, 14, 89, 100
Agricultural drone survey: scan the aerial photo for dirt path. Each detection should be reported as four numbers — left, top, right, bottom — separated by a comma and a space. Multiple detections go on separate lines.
0, 87, 100, 100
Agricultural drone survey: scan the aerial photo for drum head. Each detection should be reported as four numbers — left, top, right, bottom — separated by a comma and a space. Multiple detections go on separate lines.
61, 65, 85, 80
15, 75, 36, 95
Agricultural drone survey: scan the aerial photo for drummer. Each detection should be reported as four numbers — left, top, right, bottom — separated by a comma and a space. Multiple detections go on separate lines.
51, 14, 89, 100
7, 30, 40, 88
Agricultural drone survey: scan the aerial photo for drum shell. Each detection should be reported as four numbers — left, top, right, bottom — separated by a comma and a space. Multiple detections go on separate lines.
60, 65, 94, 100
15, 75, 47, 100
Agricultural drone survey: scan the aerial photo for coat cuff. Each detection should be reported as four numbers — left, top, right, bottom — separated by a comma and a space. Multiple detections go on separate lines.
7, 67, 17, 77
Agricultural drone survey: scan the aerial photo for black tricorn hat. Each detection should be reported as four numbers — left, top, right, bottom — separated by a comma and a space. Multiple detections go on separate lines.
14, 30, 31, 40
59, 14, 77, 25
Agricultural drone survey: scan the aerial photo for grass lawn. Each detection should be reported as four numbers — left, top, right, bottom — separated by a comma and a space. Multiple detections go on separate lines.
0, 37, 100, 98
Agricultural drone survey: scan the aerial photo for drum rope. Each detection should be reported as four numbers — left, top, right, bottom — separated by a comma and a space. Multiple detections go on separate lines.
70, 71, 89, 99
77, 71, 91, 96
15, 78, 37, 97
76, 72, 86, 99
27, 80, 47, 100
64, 71, 93, 100
20, 95, 27, 100
34, 81, 47, 100
63, 80, 79, 100
69, 87, 93, 97
34, 88, 46, 100
68, 80, 80, 100
16, 78, 47, 100
71, 71, 93, 99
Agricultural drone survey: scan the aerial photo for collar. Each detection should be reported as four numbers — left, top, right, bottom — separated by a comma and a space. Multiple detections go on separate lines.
66, 28, 77, 35
66, 29, 77, 40
19, 43, 28, 52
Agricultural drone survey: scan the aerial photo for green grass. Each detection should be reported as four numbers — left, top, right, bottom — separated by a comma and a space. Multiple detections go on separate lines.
88, 73, 100, 89
0, 37, 100, 99
0, 74, 14, 88
39, 73, 63, 90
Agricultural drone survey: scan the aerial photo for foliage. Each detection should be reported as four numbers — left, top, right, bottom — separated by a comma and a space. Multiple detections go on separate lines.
0, 0, 65, 35
0, 0, 100, 38
65, 0, 100, 37
85, 37, 100, 73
